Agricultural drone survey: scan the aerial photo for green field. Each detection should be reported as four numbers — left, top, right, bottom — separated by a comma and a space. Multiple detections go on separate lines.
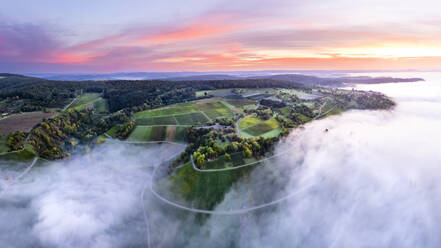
133, 101, 226, 126
93, 98, 109, 113
136, 116, 177, 125
128, 125, 187, 142
173, 126, 188, 141
0, 135, 8, 153
167, 161, 253, 210
239, 117, 281, 138
239, 116, 262, 129
197, 101, 233, 119
134, 102, 198, 119
174, 112, 208, 125
128, 126, 166, 141
195, 89, 232, 97
70, 93, 102, 110
136, 112, 209, 126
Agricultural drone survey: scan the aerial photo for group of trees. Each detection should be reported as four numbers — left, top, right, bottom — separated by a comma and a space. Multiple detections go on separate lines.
173, 126, 277, 169
260, 99, 286, 108
6, 131, 27, 151
245, 106, 273, 120
114, 121, 135, 139
193, 136, 277, 168
28, 109, 131, 159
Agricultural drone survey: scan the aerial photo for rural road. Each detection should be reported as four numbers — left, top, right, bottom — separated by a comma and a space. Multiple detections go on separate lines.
0, 157, 38, 197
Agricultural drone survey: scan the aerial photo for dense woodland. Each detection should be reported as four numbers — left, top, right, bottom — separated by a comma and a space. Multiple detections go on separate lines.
0, 74, 307, 113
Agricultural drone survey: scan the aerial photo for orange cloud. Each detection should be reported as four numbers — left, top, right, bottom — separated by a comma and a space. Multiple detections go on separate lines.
135, 14, 241, 45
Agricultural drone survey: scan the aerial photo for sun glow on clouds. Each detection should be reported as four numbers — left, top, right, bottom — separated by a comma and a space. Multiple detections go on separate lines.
1, 0, 441, 72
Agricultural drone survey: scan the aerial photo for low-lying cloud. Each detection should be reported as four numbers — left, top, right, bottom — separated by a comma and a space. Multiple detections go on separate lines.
0, 142, 184, 248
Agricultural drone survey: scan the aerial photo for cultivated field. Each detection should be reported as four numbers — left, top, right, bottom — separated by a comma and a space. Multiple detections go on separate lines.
239, 116, 281, 138
196, 101, 233, 119
127, 125, 187, 142
134, 100, 235, 127
0, 112, 56, 135
69, 93, 102, 111
134, 102, 198, 118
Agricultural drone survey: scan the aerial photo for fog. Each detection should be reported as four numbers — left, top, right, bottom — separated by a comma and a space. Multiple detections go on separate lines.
0, 143, 184, 248
1, 72, 441, 247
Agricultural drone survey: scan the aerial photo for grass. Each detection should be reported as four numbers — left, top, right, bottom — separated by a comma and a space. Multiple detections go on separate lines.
239, 117, 282, 138
0, 135, 8, 153
197, 101, 233, 119
174, 126, 187, 141
70, 93, 101, 109
174, 112, 209, 125
136, 112, 208, 126
239, 116, 262, 130
93, 98, 109, 113
136, 116, 177, 126
106, 126, 119, 138
278, 106, 291, 116
168, 161, 253, 210
134, 102, 198, 119
195, 89, 232, 97
127, 125, 169, 141
127, 126, 153, 141
151, 126, 166, 141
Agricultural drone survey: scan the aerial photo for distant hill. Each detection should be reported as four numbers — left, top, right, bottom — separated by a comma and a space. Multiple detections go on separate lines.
259, 74, 424, 86
27, 71, 424, 86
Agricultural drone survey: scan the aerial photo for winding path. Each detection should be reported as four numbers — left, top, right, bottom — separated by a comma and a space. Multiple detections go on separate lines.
0, 157, 38, 197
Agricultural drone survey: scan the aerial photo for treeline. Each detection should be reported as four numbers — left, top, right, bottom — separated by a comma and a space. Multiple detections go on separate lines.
114, 121, 136, 139
28, 109, 131, 159
1, 74, 308, 114
6, 131, 27, 151
173, 127, 277, 169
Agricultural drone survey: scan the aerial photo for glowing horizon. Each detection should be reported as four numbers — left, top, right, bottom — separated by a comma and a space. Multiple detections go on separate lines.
1, 0, 441, 73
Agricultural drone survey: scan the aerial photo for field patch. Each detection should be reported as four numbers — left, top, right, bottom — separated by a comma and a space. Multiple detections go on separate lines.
239, 116, 261, 130
0, 135, 8, 153
165, 126, 176, 141
168, 161, 253, 210
239, 117, 281, 138
197, 101, 233, 119
127, 126, 153, 141
174, 112, 208, 125
70, 93, 101, 110
150, 126, 166, 141
0, 112, 56, 135
136, 112, 208, 126
93, 99, 109, 113
174, 126, 187, 141
136, 116, 177, 126
134, 102, 198, 119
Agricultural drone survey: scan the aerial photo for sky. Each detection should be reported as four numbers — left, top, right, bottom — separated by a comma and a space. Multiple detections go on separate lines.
1, 0, 441, 73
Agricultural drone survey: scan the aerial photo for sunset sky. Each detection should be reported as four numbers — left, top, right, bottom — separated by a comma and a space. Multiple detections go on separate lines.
1, 0, 441, 73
